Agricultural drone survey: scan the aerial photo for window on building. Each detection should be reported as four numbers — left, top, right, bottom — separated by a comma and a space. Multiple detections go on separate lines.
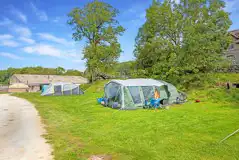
229, 44, 234, 50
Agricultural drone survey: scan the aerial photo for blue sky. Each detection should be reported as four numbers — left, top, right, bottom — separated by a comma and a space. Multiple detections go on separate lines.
0, 0, 238, 71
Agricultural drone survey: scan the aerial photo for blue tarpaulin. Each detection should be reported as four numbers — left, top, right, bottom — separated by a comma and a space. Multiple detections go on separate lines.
41, 85, 49, 93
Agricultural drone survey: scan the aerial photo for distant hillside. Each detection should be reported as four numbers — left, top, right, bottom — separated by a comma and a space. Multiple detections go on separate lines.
0, 66, 84, 84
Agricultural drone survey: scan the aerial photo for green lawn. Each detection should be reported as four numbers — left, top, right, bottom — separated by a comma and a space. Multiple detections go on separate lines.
15, 80, 239, 160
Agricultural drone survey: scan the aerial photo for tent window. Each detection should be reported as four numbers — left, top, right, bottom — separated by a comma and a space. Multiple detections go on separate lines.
114, 89, 122, 103
124, 87, 135, 108
42, 83, 83, 96
128, 86, 142, 104
142, 86, 154, 100
54, 85, 62, 95
72, 87, 79, 95
63, 84, 72, 95
105, 83, 120, 99
155, 86, 169, 100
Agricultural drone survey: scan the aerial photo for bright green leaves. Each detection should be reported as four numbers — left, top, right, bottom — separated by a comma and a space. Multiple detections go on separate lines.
135, 0, 232, 84
68, 0, 125, 82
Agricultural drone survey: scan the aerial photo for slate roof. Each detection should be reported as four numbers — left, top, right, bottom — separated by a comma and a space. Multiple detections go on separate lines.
11, 74, 88, 85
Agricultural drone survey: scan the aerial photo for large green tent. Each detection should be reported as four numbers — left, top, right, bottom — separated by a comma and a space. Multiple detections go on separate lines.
104, 79, 182, 110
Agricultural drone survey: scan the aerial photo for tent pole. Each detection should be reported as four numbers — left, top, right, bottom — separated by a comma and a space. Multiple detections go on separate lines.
62, 84, 63, 95
121, 86, 124, 109
220, 128, 239, 143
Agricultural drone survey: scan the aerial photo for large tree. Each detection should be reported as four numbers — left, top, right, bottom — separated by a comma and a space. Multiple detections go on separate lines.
135, 0, 231, 83
68, 0, 125, 82
55, 67, 66, 75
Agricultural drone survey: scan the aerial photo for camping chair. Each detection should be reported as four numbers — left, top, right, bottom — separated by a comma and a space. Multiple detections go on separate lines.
143, 98, 161, 109
143, 88, 162, 109
143, 98, 150, 108
150, 98, 161, 109
97, 97, 109, 106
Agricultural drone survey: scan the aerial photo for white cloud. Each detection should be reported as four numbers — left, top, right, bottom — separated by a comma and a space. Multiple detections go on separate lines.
123, 5, 147, 27
66, 49, 84, 63
22, 43, 83, 62
53, 17, 60, 23
13, 26, 32, 37
68, 34, 72, 38
224, 0, 239, 12
128, 8, 136, 13
67, 49, 83, 59
10, 7, 27, 23
19, 37, 35, 44
0, 52, 23, 60
130, 19, 144, 27
139, 12, 146, 19
0, 34, 13, 40
0, 18, 12, 26
22, 44, 62, 57
72, 59, 84, 63
37, 33, 72, 46
0, 34, 19, 47
123, 4, 148, 16
68, 53, 80, 58
30, 2, 48, 21
0, 40, 20, 47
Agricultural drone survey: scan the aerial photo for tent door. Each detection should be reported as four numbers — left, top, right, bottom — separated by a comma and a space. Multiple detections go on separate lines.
128, 86, 143, 107
54, 85, 62, 96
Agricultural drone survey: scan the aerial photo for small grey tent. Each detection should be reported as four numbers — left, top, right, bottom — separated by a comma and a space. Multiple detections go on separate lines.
41, 82, 84, 96
103, 79, 182, 109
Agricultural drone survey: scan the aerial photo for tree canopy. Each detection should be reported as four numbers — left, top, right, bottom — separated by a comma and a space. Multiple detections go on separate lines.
134, 0, 232, 84
68, 0, 125, 82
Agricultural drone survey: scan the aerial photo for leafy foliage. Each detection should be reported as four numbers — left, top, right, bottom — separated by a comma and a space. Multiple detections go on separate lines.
134, 0, 232, 84
68, 0, 125, 82
0, 70, 11, 84
111, 61, 136, 78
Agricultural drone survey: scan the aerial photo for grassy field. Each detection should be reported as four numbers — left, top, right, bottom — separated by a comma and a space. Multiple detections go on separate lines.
15, 77, 239, 160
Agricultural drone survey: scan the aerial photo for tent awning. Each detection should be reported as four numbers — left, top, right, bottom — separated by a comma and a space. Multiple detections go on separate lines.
110, 79, 165, 87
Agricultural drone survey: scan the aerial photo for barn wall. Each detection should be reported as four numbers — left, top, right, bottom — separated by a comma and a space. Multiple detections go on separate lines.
29, 85, 40, 92
0, 85, 8, 92
8, 88, 28, 93
9, 75, 21, 84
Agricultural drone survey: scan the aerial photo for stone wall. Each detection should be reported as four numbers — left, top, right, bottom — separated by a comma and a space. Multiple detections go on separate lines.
0, 85, 8, 92
29, 85, 40, 92
8, 88, 28, 93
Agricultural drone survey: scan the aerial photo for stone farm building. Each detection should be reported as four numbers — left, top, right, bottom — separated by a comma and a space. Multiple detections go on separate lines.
10, 74, 88, 92
227, 29, 239, 65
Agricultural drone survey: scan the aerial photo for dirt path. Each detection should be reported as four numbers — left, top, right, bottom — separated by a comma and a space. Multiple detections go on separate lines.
0, 94, 52, 160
